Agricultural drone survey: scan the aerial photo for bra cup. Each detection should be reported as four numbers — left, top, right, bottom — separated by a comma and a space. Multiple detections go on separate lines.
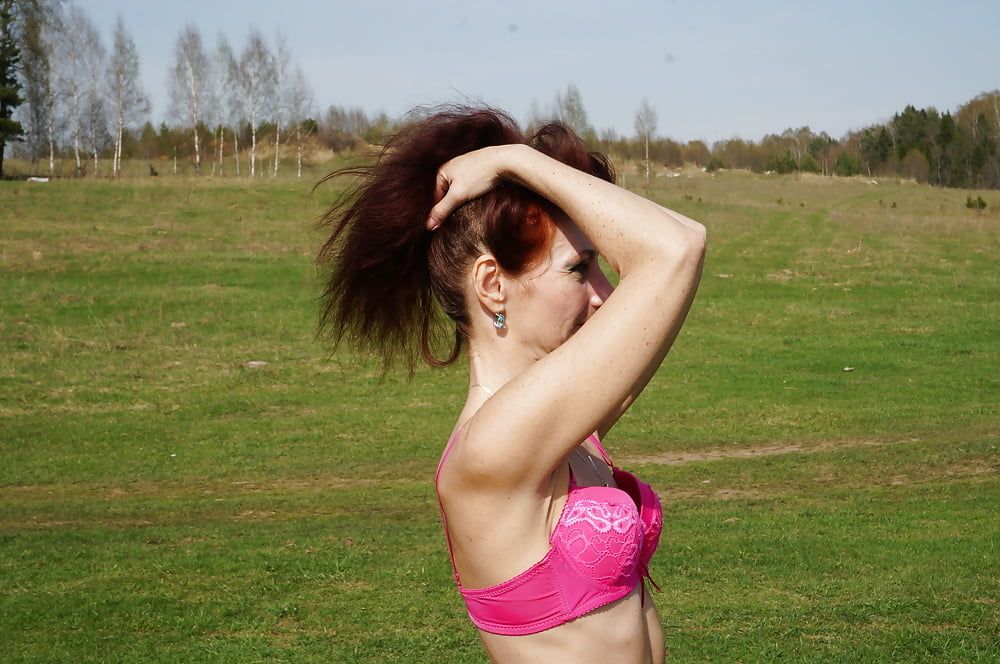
551, 490, 643, 584
612, 467, 664, 564
437, 430, 665, 636
639, 483, 663, 561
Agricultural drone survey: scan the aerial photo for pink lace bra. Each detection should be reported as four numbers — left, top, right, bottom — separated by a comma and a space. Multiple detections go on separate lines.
435, 431, 663, 635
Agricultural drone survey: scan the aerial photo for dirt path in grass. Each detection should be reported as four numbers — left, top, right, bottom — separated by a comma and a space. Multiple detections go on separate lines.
618, 436, 924, 466
5, 434, 993, 509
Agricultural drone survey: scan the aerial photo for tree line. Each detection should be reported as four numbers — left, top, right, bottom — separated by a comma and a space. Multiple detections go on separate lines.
2, 1, 999, 189
527, 84, 1000, 191
2, 0, 317, 179
696, 95, 1000, 190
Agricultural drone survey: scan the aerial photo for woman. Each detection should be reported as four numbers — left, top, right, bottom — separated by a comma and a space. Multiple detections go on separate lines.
317, 107, 706, 663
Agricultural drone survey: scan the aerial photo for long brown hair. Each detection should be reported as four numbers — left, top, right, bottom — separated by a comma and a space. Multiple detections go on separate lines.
316, 105, 615, 371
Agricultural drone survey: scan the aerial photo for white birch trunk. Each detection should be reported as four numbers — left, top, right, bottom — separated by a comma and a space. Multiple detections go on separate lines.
112, 71, 122, 177
70, 86, 82, 176
250, 115, 257, 178
187, 61, 201, 174
217, 126, 224, 176
234, 131, 240, 177
644, 134, 650, 181
272, 35, 287, 178
73, 135, 81, 176
173, 146, 177, 175
193, 128, 200, 174
296, 124, 301, 179
115, 124, 123, 176
273, 122, 280, 177
46, 105, 55, 175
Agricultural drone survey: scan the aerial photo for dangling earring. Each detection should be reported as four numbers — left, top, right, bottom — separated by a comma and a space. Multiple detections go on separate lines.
493, 311, 506, 330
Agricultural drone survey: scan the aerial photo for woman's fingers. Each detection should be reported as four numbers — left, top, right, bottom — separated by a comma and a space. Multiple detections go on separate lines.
427, 147, 506, 230
428, 173, 461, 230
433, 170, 451, 203
427, 196, 453, 230
428, 168, 473, 230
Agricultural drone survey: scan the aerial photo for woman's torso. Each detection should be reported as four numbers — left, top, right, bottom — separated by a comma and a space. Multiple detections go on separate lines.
436, 426, 664, 663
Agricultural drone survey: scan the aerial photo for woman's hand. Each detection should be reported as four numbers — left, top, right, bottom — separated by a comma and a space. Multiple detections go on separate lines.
427, 145, 517, 230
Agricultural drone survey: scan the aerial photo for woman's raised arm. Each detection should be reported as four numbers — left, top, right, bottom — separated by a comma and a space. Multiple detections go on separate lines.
434, 144, 706, 490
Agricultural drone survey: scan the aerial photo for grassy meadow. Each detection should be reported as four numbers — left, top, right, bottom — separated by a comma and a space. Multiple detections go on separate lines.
1, 164, 997, 662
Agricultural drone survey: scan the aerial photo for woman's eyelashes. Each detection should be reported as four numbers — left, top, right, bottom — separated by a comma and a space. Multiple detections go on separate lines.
569, 260, 590, 280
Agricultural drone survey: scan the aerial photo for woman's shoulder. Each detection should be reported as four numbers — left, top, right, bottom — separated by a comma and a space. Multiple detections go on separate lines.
437, 408, 548, 500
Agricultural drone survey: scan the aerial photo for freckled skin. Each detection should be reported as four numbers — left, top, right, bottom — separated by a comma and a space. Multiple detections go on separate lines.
433, 143, 705, 664
504, 216, 615, 355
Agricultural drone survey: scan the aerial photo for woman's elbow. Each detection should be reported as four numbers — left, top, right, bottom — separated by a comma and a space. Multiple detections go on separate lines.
685, 221, 708, 254
630, 220, 707, 274
664, 223, 707, 266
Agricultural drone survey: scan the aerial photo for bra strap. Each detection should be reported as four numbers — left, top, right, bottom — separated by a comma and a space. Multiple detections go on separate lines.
587, 432, 614, 467
434, 425, 470, 588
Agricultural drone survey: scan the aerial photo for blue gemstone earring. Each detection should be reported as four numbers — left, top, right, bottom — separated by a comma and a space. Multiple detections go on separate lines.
493, 311, 506, 330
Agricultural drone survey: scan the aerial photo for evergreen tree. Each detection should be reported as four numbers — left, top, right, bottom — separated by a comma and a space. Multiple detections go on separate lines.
16, 0, 47, 167
970, 113, 995, 187
937, 112, 956, 186
808, 132, 837, 175
765, 149, 797, 174
0, 0, 25, 178
859, 126, 893, 176
834, 152, 861, 177
893, 105, 932, 161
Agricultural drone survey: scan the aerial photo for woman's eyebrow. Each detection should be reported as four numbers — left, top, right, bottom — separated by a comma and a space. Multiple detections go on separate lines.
563, 249, 596, 267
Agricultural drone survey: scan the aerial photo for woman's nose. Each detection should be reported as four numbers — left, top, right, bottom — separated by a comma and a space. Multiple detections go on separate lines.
589, 270, 614, 308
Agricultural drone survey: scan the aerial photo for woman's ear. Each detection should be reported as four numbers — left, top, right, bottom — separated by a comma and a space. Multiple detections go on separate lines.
471, 254, 506, 313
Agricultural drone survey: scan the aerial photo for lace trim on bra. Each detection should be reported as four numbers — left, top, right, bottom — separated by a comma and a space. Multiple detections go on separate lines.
459, 466, 644, 596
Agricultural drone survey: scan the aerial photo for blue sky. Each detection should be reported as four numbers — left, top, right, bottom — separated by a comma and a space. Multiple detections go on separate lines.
81, 0, 1000, 144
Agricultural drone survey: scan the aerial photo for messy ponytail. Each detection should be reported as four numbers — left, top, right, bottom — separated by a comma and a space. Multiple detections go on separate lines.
315, 105, 614, 371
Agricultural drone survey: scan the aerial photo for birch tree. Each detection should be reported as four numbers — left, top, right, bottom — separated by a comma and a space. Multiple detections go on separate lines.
599, 127, 618, 157
285, 64, 313, 179
234, 28, 274, 178
270, 30, 289, 177
83, 33, 108, 177
168, 24, 210, 174
53, 3, 90, 176
107, 15, 148, 177
38, 13, 58, 173
201, 50, 220, 175
634, 98, 657, 181
555, 83, 590, 137
214, 33, 237, 175
10, 0, 61, 173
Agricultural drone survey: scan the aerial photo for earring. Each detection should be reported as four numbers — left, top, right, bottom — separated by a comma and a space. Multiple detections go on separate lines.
493, 311, 506, 330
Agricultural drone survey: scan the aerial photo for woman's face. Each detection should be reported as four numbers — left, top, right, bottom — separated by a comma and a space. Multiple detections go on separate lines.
505, 217, 614, 357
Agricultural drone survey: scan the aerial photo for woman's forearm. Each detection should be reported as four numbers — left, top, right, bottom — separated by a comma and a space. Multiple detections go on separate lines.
499, 144, 706, 275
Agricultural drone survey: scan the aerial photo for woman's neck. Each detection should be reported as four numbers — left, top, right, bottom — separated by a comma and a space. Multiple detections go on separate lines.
466, 338, 536, 394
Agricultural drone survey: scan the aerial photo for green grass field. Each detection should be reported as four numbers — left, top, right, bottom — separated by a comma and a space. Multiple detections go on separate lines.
1, 166, 997, 662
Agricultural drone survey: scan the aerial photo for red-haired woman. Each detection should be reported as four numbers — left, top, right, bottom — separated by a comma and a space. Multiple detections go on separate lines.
318, 107, 706, 663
